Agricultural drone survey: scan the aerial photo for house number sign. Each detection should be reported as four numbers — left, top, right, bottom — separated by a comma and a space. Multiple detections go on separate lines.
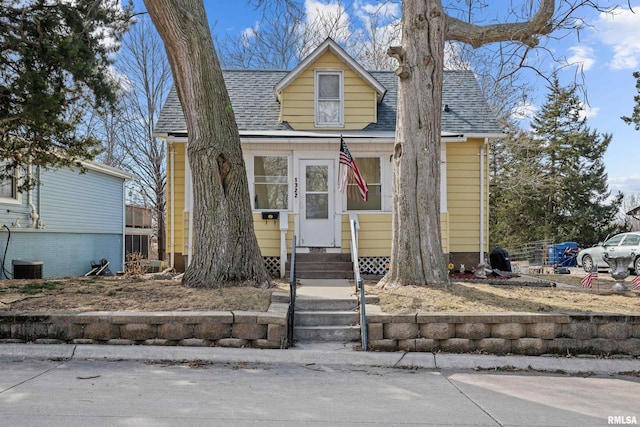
294, 177, 298, 199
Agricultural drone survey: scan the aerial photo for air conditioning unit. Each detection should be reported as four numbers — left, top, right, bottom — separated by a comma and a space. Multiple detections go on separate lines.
13, 259, 43, 279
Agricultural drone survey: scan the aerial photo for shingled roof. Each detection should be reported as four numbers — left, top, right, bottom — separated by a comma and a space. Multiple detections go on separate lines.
154, 69, 503, 137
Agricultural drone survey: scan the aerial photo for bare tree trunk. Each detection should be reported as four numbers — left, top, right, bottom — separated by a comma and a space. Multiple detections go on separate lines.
145, 0, 270, 288
379, 0, 449, 289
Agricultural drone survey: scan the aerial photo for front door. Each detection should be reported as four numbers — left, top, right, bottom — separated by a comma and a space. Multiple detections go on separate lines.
299, 160, 335, 247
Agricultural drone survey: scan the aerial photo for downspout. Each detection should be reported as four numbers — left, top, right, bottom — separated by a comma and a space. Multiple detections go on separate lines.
186, 157, 193, 266
479, 138, 489, 264
36, 166, 43, 228
169, 143, 175, 270
27, 162, 39, 228
122, 179, 126, 273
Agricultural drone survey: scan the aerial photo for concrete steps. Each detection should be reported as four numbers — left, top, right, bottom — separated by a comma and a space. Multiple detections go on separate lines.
272, 278, 380, 343
287, 253, 353, 279
294, 294, 360, 342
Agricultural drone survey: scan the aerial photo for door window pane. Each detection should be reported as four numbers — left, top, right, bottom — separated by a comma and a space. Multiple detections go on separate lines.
306, 165, 328, 192
306, 194, 328, 219
254, 156, 288, 209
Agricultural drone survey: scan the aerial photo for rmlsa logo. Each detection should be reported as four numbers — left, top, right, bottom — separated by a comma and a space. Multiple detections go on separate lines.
608, 416, 638, 425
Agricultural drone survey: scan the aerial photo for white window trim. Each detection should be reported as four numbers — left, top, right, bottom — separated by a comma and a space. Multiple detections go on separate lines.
248, 154, 292, 212
0, 168, 21, 205
314, 69, 344, 128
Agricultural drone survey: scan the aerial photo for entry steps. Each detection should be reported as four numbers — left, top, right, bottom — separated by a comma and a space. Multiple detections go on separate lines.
272, 279, 379, 343
285, 253, 353, 279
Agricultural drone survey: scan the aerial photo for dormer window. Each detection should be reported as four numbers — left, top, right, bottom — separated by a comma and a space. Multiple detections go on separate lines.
315, 70, 343, 127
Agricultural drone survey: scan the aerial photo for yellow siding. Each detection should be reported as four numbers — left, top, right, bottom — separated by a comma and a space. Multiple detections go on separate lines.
166, 142, 186, 256
446, 139, 486, 253
252, 213, 296, 257
341, 213, 450, 256
339, 213, 392, 256
280, 50, 377, 130
253, 213, 281, 257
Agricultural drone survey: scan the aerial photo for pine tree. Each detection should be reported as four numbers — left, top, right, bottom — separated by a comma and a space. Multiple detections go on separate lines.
0, 0, 132, 188
492, 79, 622, 248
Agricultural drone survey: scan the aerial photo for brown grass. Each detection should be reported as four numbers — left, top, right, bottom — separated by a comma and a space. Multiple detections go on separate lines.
0, 273, 638, 314
0, 276, 287, 312
371, 273, 640, 314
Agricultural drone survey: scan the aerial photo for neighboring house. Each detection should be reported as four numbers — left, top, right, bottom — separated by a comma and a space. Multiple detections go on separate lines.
125, 205, 153, 259
154, 38, 503, 276
0, 161, 132, 279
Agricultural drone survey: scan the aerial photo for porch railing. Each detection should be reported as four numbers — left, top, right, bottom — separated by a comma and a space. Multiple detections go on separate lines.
350, 218, 368, 351
287, 235, 297, 347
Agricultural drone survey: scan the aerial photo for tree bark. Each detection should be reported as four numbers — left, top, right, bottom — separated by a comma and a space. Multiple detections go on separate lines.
379, 0, 557, 289
379, 0, 449, 289
145, 0, 270, 288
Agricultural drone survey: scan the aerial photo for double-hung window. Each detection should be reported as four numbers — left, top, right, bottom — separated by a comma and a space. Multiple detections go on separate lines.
253, 156, 289, 210
0, 162, 18, 203
315, 70, 343, 127
346, 157, 381, 211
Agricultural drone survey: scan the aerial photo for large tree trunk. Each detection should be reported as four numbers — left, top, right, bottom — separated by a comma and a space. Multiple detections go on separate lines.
379, 0, 449, 289
145, 0, 270, 288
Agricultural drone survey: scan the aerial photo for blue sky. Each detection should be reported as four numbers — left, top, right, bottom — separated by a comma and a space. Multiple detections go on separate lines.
136, 1, 640, 198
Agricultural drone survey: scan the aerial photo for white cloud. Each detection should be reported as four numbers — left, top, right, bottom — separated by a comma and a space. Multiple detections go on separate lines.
609, 174, 640, 195
567, 45, 595, 71
512, 101, 537, 121
594, 7, 640, 70
241, 22, 259, 47
303, 0, 352, 46
355, 1, 400, 22
579, 101, 599, 120
354, 1, 401, 41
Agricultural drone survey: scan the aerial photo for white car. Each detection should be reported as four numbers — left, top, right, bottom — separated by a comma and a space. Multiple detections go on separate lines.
577, 232, 640, 273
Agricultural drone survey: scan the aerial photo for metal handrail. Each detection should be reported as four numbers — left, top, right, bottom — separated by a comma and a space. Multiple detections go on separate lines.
350, 219, 368, 351
287, 235, 297, 348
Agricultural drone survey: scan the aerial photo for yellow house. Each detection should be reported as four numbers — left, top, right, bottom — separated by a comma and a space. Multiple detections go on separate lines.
154, 38, 503, 276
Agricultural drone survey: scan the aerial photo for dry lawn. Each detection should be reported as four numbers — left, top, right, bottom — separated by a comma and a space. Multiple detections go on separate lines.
0, 276, 285, 313
0, 273, 638, 314
372, 273, 640, 314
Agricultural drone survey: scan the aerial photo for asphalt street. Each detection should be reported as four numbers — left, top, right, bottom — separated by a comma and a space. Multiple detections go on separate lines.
1, 345, 639, 426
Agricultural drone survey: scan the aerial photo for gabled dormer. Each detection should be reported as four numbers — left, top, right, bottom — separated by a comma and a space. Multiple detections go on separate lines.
274, 38, 386, 131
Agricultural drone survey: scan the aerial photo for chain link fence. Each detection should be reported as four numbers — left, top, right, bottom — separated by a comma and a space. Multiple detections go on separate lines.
505, 239, 555, 274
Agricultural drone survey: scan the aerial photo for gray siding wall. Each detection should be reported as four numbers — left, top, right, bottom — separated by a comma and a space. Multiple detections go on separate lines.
39, 167, 124, 234
0, 165, 127, 279
0, 231, 123, 278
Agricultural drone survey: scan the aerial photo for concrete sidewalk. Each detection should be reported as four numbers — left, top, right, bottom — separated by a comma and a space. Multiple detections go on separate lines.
1, 342, 638, 375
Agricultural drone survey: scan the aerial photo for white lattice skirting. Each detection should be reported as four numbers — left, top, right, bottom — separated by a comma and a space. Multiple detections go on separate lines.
263, 257, 280, 277
359, 257, 390, 275
263, 255, 390, 277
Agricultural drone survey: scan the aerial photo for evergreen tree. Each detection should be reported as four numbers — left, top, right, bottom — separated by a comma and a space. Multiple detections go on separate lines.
621, 71, 640, 130
491, 79, 622, 248
0, 0, 132, 189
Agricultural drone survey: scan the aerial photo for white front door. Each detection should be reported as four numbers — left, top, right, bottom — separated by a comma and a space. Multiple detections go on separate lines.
299, 159, 335, 247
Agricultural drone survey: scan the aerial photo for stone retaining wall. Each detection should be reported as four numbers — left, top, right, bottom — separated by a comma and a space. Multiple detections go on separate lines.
2, 309, 640, 356
366, 313, 640, 356
0, 308, 289, 349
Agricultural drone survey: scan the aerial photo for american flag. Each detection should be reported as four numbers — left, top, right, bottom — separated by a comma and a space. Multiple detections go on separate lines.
581, 266, 598, 289
631, 274, 640, 291
339, 137, 368, 201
